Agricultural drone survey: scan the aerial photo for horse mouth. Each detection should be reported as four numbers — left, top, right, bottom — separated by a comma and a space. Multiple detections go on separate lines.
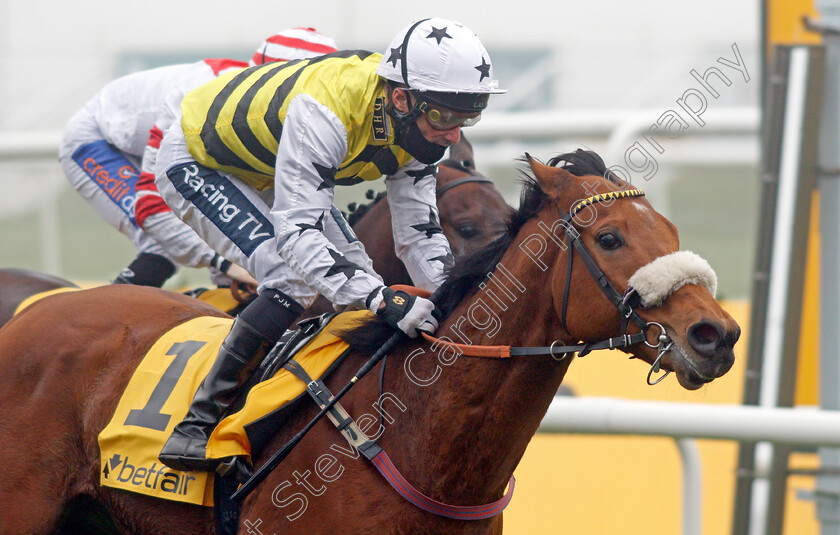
670, 342, 715, 390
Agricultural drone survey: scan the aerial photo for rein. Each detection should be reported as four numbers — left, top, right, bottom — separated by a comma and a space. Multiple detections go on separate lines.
420, 331, 648, 360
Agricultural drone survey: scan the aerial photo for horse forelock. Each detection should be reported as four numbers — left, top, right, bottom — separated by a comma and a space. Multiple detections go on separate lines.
547, 149, 626, 188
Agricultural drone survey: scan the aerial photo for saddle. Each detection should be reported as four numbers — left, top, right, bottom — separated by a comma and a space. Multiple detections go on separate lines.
184, 282, 257, 316
97, 310, 368, 507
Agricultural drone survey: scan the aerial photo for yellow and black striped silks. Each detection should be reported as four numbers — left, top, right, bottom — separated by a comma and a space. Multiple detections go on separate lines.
570, 189, 646, 218
180, 51, 414, 190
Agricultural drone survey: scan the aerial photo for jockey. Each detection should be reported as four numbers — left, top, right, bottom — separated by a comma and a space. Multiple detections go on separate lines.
58, 28, 338, 288
156, 17, 505, 472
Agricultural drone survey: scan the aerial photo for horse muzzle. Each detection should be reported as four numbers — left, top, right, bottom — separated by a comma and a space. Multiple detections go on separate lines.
668, 319, 739, 389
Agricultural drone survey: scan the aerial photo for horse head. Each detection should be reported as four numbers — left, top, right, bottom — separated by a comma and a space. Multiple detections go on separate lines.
434, 160, 511, 259
435, 136, 511, 259
525, 150, 739, 389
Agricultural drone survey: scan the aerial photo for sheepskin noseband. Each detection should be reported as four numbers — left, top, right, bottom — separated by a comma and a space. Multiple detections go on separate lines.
627, 251, 717, 308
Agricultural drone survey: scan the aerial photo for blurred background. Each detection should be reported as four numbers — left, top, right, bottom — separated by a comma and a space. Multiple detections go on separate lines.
0, 0, 759, 294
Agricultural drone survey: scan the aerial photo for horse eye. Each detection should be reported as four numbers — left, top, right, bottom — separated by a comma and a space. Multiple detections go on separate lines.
457, 224, 479, 239
597, 232, 623, 250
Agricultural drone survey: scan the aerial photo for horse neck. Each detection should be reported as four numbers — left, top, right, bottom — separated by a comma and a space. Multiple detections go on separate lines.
441, 205, 572, 347
385, 212, 571, 506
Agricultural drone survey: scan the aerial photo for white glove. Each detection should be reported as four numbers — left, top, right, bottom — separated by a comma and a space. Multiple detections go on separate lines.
368, 287, 440, 338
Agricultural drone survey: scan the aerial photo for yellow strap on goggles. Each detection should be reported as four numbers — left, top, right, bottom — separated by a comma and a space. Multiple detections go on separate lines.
426, 107, 482, 130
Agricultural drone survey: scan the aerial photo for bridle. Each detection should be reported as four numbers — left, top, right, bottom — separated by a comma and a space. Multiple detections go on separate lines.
422, 187, 675, 385
435, 159, 494, 198
563, 189, 674, 384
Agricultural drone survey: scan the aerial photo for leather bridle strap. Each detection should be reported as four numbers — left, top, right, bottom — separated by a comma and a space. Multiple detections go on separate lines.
569, 230, 648, 331
559, 213, 576, 334
558, 190, 649, 334
436, 175, 494, 197
418, 188, 651, 359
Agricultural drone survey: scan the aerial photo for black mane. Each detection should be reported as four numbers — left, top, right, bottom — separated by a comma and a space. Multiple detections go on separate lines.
345, 189, 387, 226
339, 149, 602, 353
547, 148, 622, 186
344, 159, 485, 226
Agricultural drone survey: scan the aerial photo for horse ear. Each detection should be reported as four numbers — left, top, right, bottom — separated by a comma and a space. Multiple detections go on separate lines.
525, 153, 573, 197
449, 136, 475, 170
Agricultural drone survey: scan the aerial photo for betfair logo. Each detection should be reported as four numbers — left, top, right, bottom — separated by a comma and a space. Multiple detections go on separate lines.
103, 453, 196, 496
392, 296, 405, 306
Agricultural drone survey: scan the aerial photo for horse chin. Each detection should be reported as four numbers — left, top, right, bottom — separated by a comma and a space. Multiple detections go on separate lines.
668, 341, 729, 391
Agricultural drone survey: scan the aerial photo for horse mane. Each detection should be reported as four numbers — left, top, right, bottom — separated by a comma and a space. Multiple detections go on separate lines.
345, 189, 387, 226
344, 158, 481, 227
339, 148, 604, 353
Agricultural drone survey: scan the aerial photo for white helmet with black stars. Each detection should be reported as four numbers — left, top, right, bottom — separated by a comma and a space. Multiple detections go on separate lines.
377, 17, 505, 114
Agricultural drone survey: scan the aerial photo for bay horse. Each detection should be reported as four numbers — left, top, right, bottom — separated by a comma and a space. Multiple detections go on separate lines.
0, 268, 78, 327
0, 149, 738, 534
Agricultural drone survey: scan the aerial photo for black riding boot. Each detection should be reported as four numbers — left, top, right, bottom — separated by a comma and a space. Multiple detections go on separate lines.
159, 289, 303, 472
112, 253, 176, 287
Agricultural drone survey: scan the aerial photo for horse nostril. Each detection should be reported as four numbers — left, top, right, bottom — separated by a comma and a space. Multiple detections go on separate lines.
730, 325, 742, 346
687, 321, 726, 357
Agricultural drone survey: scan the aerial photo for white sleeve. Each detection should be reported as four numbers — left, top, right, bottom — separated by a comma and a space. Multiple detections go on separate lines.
142, 211, 218, 268
386, 160, 453, 291
271, 94, 383, 309
137, 88, 219, 269
139, 87, 186, 177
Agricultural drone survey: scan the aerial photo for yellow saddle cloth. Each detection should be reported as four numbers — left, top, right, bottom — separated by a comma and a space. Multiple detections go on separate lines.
16, 285, 247, 318
14, 287, 81, 316
187, 286, 253, 315
97, 310, 370, 506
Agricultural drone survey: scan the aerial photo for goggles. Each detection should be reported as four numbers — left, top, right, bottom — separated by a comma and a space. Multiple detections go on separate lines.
400, 89, 483, 131
424, 106, 482, 130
